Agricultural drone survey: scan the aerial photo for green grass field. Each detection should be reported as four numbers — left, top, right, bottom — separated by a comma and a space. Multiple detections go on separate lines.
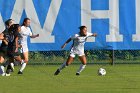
0, 64, 140, 93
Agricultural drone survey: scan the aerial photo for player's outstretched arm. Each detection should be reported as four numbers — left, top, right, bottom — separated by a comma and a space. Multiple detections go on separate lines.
61, 38, 72, 49
92, 33, 97, 37
30, 34, 39, 38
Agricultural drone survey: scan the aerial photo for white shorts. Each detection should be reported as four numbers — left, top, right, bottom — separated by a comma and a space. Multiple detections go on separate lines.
70, 48, 85, 58
21, 44, 28, 53
70, 53, 85, 58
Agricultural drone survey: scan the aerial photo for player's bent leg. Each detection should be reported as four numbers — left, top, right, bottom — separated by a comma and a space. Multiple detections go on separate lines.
12, 55, 22, 71
76, 55, 87, 75
54, 55, 74, 75
79, 55, 87, 65
0, 56, 6, 76
0, 56, 5, 63
0, 62, 6, 76
18, 52, 28, 74
60, 56, 74, 70
0, 60, 9, 76
0, 65, 5, 76
0, 53, 8, 76
5, 58, 14, 76
23, 51, 29, 63
15, 56, 22, 61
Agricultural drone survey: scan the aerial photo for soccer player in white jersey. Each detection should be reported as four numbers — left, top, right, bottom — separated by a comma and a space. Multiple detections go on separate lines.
54, 26, 97, 75
18, 18, 39, 74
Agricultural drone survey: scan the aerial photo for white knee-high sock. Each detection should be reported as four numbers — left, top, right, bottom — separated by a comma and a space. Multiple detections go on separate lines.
10, 63, 14, 70
0, 65, 5, 73
59, 62, 68, 71
77, 64, 86, 73
20, 62, 26, 72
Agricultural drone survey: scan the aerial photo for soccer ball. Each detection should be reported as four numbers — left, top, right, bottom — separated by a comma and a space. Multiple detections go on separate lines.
98, 68, 106, 76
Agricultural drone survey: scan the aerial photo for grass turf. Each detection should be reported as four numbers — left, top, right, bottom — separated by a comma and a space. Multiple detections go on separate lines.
0, 64, 140, 93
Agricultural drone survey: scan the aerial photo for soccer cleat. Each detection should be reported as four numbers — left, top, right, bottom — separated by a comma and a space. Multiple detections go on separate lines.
5, 73, 11, 76
54, 69, 60, 75
76, 72, 80, 76
18, 71, 23, 74
1, 73, 6, 76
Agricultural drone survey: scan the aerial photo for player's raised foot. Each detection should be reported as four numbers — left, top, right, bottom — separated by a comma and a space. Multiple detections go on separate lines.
54, 69, 60, 75
76, 72, 80, 76
18, 71, 23, 74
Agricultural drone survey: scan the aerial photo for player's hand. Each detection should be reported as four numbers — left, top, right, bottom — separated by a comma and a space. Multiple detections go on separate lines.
3, 39, 8, 45
36, 34, 39, 37
18, 45, 22, 48
15, 48, 18, 53
61, 43, 67, 49
93, 33, 97, 37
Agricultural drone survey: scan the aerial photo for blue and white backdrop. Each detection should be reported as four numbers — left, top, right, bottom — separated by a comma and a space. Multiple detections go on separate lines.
0, 0, 139, 51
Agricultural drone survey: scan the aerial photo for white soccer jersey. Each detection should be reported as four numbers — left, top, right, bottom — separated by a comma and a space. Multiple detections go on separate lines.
20, 26, 33, 52
70, 32, 93, 57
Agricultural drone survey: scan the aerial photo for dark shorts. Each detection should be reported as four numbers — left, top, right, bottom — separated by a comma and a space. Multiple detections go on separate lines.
7, 47, 22, 58
0, 47, 7, 58
7, 51, 21, 58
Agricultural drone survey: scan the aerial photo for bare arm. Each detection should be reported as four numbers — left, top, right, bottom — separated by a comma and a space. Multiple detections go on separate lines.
30, 34, 39, 38
61, 38, 72, 49
0, 33, 4, 40
2, 39, 8, 45
15, 37, 19, 52
0, 32, 9, 45
91, 33, 97, 37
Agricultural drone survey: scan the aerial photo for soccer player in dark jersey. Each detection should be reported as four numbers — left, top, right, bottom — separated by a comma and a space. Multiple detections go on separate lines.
0, 19, 14, 76
0, 19, 14, 63
5, 24, 23, 76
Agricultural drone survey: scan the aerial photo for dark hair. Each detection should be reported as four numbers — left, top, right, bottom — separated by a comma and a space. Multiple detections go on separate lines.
22, 18, 30, 26
79, 26, 87, 31
5, 19, 13, 26
9, 24, 20, 33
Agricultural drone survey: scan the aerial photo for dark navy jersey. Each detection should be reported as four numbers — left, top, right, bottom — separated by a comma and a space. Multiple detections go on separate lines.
7, 32, 22, 51
6, 24, 22, 51
0, 28, 9, 49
